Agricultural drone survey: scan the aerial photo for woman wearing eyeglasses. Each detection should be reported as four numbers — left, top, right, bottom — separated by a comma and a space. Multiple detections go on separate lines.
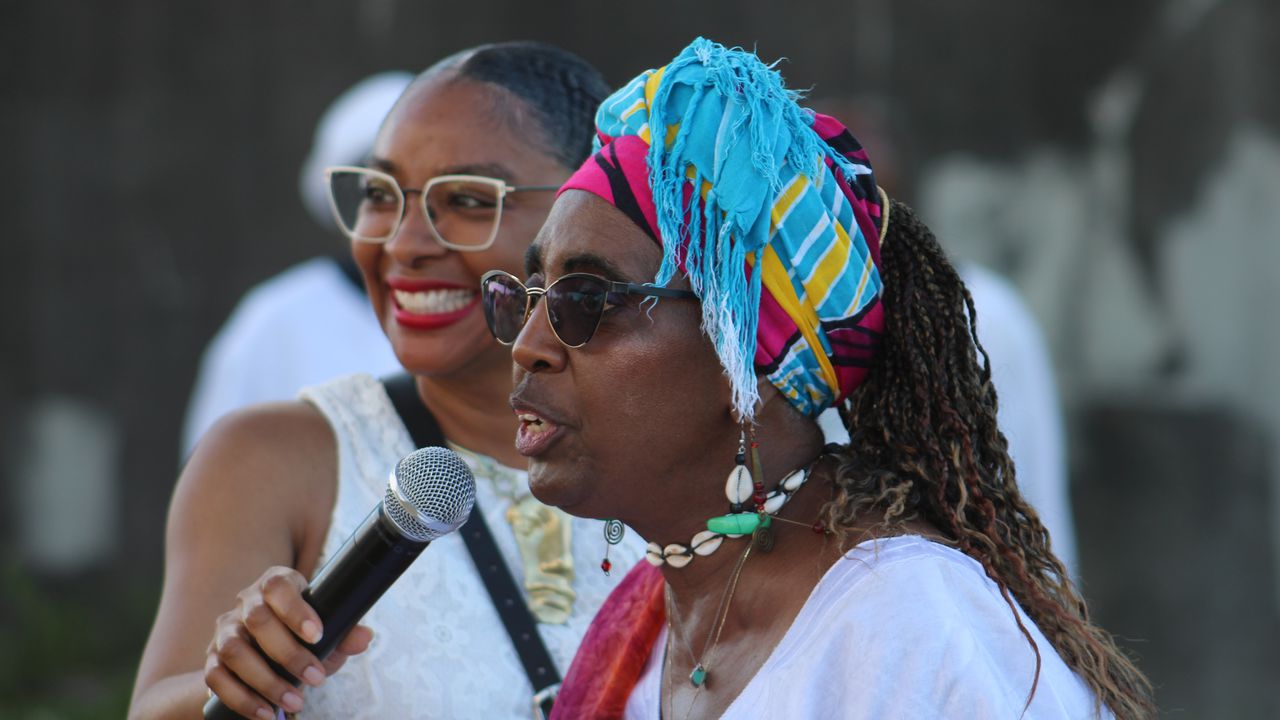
482, 38, 1154, 719
130, 42, 643, 720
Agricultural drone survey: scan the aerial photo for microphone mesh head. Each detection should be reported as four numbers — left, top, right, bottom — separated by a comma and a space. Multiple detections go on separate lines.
383, 446, 476, 541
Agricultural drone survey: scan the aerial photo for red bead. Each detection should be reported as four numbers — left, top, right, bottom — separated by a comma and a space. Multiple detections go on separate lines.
752, 492, 767, 505
601, 559, 612, 574
811, 521, 825, 534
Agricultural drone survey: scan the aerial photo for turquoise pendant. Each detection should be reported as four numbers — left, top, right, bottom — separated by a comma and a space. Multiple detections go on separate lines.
707, 512, 762, 535
689, 663, 707, 687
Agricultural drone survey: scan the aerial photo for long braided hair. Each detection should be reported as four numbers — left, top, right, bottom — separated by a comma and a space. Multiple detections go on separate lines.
821, 199, 1155, 718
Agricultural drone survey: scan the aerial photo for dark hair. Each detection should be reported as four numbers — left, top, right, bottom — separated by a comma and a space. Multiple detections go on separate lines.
825, 200, 1155, 719
427, 41, 609, 169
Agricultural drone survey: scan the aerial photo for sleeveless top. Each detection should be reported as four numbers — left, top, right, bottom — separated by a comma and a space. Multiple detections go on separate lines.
297, 373, 642, 719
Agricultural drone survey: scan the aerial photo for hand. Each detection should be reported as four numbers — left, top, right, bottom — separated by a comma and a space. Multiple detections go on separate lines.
203, 566, 373, 719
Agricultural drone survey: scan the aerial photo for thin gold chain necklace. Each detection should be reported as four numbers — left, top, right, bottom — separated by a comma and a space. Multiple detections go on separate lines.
663, 541, 753, 720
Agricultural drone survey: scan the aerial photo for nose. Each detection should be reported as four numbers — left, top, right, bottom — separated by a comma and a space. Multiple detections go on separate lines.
385, 190, 449, 265
511, 295, 568, 376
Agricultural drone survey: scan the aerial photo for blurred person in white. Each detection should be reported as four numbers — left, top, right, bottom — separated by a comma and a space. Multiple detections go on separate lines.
180, 71, 411, 458
811, 98, 1076, 577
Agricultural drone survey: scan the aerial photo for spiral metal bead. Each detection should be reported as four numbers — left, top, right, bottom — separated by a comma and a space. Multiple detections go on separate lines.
603, 518, 626, 545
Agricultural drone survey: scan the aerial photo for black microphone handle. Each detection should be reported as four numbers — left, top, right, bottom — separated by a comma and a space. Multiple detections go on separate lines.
203, 504, 429, 719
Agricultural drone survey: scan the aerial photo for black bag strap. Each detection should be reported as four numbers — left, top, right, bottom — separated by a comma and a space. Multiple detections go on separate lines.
380, 372, 561, 714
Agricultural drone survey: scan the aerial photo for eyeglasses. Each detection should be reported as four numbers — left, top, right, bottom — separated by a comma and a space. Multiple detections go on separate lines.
325, 166, 560, 251
481, 270, 698, 348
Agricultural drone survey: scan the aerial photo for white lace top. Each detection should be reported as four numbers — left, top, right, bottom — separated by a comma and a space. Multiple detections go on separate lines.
297, 373, 643, 719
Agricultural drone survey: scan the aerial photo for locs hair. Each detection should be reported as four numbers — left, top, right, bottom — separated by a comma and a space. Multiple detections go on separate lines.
826, 200, 1155, 719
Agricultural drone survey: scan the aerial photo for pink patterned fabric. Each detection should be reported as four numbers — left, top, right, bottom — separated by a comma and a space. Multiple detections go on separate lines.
548, 561, 666, 720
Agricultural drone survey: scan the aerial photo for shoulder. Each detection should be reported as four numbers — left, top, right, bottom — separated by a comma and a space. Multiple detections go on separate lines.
186, 400, 335, 475
957, 262, 1047, 350
772, 537, 1081, 715
809, 537, 1007, 640
772, 539, 1016, 675
174, 401, 337, 558
957, 263, 1024, 316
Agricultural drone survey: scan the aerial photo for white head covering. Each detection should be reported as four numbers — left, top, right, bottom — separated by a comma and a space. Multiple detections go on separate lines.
298, 70, 415, 229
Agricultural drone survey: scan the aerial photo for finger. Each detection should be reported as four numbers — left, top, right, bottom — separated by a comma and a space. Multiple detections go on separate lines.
259, 569, 323, 645
244, 575, 327, 687
204, 651, 279, 720
320, 625, 374, 675
212, 624, 309, 715
337, 624, 374, 655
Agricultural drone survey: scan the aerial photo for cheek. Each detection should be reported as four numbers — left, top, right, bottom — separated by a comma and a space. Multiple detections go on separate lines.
351, 243, 382, 284
578, 330, 730, 471
351, 243, 385, 306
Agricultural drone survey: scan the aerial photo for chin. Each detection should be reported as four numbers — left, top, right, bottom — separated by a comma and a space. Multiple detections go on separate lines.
527, 462, 598, 519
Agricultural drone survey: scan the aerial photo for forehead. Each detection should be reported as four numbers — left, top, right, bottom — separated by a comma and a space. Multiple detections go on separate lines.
373, 76, 546, 180
532, 191, 664, 281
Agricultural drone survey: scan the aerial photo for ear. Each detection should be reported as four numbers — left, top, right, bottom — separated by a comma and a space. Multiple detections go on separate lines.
755, 375, 784, 410
726, 375, 781, 425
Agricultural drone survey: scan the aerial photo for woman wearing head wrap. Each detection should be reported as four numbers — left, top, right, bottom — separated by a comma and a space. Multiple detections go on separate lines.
484, 38, 1153, 718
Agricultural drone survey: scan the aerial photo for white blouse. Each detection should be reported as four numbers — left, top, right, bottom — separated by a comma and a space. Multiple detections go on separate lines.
626, 536, 1107, 719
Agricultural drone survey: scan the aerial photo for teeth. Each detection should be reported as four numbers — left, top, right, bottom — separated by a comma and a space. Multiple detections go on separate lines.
518, 413, 550, 433
393, 288, 473, 314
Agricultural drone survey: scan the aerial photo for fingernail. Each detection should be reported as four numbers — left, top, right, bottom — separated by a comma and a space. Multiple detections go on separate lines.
303, 665, 325, 686
255, 708, 274, 720
301, 620, 322, 644
282, 691, 304, 712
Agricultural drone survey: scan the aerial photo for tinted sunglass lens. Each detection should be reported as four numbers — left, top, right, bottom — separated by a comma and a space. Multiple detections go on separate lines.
482, 275, 527, 344
548, 276, 609, 347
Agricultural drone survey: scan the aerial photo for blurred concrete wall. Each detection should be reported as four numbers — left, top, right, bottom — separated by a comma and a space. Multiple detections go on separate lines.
1, 0, 1276, 716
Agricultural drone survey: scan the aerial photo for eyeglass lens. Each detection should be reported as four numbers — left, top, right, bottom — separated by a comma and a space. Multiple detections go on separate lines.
482, 274, 613, 347
329, 169, 503, 248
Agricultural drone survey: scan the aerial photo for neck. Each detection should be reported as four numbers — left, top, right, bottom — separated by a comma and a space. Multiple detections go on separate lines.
658, 432, 833, 602
415, 353, 526, 469
659, 460, 842, 707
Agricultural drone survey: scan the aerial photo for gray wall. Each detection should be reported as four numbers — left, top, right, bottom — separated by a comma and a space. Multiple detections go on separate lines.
2, 1, 1276, 716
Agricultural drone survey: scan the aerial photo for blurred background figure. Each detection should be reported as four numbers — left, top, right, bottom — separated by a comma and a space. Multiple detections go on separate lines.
957, 262, 1074, 573
180, 71, 411, 457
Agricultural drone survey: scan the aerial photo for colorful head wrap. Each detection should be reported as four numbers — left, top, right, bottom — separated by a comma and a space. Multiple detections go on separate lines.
560, 37, 887, 421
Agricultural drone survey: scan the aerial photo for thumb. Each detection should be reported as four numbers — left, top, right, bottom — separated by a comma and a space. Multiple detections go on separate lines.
319, 624, 374, 675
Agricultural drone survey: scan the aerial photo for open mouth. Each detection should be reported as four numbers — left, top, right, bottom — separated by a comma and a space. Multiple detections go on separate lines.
392, 288, 475, 315
514, 411, 563, 456
388, 287, 479, 330
518, 413, 552, 434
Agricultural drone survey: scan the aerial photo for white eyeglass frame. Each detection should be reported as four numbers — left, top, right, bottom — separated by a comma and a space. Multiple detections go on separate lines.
324, 165, 559, 252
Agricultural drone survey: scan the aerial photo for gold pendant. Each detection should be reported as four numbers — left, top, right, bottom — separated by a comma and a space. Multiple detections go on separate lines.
506, 496, 576, 623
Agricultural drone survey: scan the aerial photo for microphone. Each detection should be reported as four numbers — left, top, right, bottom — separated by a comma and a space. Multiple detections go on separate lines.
204, 446, 476, 719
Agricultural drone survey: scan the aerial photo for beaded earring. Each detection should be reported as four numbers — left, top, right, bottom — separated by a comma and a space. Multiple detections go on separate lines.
647, 423, 818, 567
724, 425, 752, 512
601, 518, 625, 575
